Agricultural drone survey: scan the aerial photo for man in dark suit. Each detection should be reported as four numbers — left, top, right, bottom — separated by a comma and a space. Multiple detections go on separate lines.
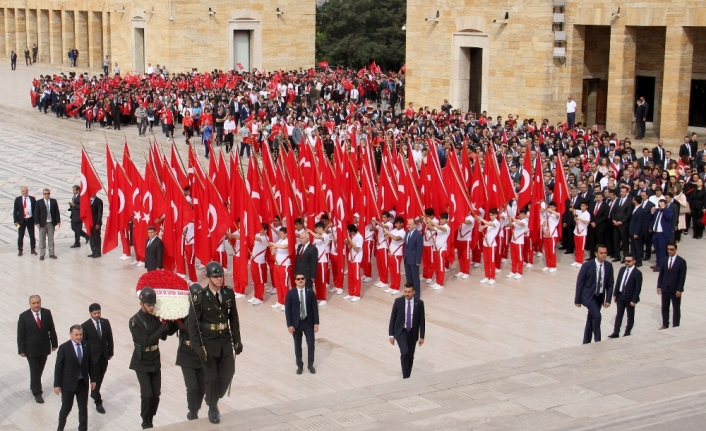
81, 303, 113, 414
144, 226, 163, 271
109, 96, 120, 130
665, 192, 680, 243
679, 135, 697, 167
635, 97, 648, 140
587, 193, 608, 259
17, 294, 58, 403
611, 186, 632, 262
88, 195, 104, 258
68, 185, 89, 248
657, 242, 687, 329
652, 140, 665, 168
13, 186, 37, 256
285, 272, 320, 374
293, 231, 318, 289
403, 218, 423, 298
389, 283, 425, 379
54, 325, 97, 431
609, 254, 642, 338
574, 244, 614, 344
638, 191, 654, 261
638, 148, 653, 170
628, 196, 646, 267
34, 188, 61, 260
649, 200, 673, 271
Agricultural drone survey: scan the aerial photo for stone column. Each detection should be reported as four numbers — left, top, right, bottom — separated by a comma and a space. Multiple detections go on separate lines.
0, 9, 6, 57
27, 9, 37, 58
566, 25, 586, 123
605, 25, 637, 136
88, 11, 102, 69
659, 26, 693, 142
6, 8, 16, 57
38, 9, 50, 62
76, 11, 88, 68
49, 9, 61, 64
102, 12, 111, 71
16, 8, 26, 54
62, 10, 75, 65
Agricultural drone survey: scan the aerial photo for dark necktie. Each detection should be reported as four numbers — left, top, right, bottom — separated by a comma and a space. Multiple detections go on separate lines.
298, 245, 303, 257
406, 300, 412, 332
35, 312, 41, 329
669, 257, 674, 270
215, 292, 220, 305
76, 343, 84, 379
95, 320, 101, 337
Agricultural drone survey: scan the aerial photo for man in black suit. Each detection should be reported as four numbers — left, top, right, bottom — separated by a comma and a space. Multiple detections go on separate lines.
679, 135, 697, 167
68, 185, 89, 248
88, 194, 104, 258
652, 140, 665, 168
17, 294, 58, 403
575, 245, 614, 344
144, 226, 163, 271
81, 303, 113, 414
109, 96, 120, 130
587, 193, 608, 259
657, 242, 687, 329
293, 231, 318, 289
638, 148, 653, 169
628, 196, 646, 267
285, 272, 320, 374
389, 283, 425, 378
34, 188, 61, 260
403, 218, 424, 298
13, 186, 37, 256
609, 254, 642, 338
635, 97, 648, 140
611, 185, 632, 262
54, 325, 97, 431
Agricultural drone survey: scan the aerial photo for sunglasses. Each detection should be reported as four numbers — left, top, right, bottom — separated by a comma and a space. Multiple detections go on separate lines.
295, 277, 305, 281
43, 192, 50, 195
667, 248, 676, 251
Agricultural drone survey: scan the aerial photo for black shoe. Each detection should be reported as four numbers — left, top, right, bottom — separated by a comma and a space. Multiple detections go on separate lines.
208, 407, 220, 424
88, 254, 97, 257
96, 404, 105, 414
611, 257, 621, 262
607, 333, 619, 338
186, 410, 198, 420
31, 249, 37, 255
558, 246, 566, 250
92, 254, 101, 258
34, 395, 44, 403
141, 422, 152, 429
308, 366, 316, 374
296, 367, 303, 375
70, 244, 80, 248
635, 262, 642, 267
18, 250, 22, 256
85, 236, 90, 244
623, 332, 631, 337
564, 250, 573, 254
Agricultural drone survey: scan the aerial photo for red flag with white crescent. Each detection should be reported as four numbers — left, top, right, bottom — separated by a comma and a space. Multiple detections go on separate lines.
517, 144, 533, 210
80, 147, 104, 235
529, 154, 546, 244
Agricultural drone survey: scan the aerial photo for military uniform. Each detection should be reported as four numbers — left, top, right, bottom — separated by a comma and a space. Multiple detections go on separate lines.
129, 308, 169, 428
186, 284, 242, 421
175, 322, 205, 420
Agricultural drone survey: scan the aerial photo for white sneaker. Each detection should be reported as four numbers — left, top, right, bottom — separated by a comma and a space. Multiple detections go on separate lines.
389, 289, 399, 295
432, 284, 444, 290
488, 279, 496, 285
350, 296, 360, 302
251, 298, 263, 305
501, 258, 508, 263
247, 297, 255, 303
526, 263, 534, 268
461, 274, 469, 279
379, 283, 389, 289
473, 263, 481, 268
574, 262, 583, 267
375, 281, 384, 288
384, 288, 393, 293
233, 293, 244, 299
480, 278, 489, 284
514, 274, 523, 279
136, 261, 145, 267
130, 259, 139, 266
266, 287, 277, 294
119, 254, 131, 260
177, 273, 186, 279
425, 278, 432, 284
506, 273, 516, 278
328, 286, 337, 293
336, 288, 343, 295
549, 268, 557, 273
542, 267, 550, 271
455, 272, 463, 278
343, 295, 352, 300
496, 268, 501, 273
362, 276, 373, 283
271, 303, 283, 309
318, 300, 327, 306
430, 283, 439, 289
281, 306, 285, 311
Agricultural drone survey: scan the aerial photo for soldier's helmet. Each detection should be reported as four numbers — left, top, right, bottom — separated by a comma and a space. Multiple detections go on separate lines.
205, 261, 224, 278
139, 286, 157, 305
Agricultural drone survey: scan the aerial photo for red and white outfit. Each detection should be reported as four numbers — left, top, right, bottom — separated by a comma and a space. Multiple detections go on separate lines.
374, 222, 391, 285
362, 224, 374, 279
496, 210, 508, 270
347, 233, 363, 298
523, 211, 534, 265
387, 228, 405, 292
329, 233, 344, 290
250, 233, 268, 300
313, 233, 330, 301
231, 230, 247, 294
542, 211, 560, 269
422, 219, 437, 279
266, 224, 282, 289
455, 215, 474, 276
216, 235, 228, 269
510, 219, 528, 275
482, 219, 500, 281
431, 223, 450, 287
573, 210, 590, 264
273, 238, 290, 306
183, 222, 197, 282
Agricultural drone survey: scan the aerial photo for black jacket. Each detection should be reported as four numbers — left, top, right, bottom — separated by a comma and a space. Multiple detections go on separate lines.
81, 318, 114, 363
129, 309, 169, 372
53, 340, 96, 392
144, 236, 164, 270
14, 195, 37, 224
17, 308, 58, 357
657, 255, 687, 294
91, 196, 104, 226
187, 286, 243, 358
293, 243, 318, 281
388, 297, 425, 341
69, 194, 81, 223
285, 287, 320, 330
614, 266, 642, 304
34, 197, 61, 227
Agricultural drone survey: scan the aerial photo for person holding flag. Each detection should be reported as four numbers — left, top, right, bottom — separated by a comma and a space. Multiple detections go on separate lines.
476, 209, 501, 285
344, 224, 363, 302
425, 213, 450, 290
507, 209, 529, 279
248, 224, 270, 306
383, 216, 406, 294
572, 201, 591, 267
269, 227, 291, 310
542, 202, 561, 272
454, 213, 475, 279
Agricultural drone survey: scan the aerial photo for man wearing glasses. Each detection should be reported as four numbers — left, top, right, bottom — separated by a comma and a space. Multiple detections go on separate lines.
608, 254, 642, 338
657, 243, 687, 329
285, 272, 319, 375
34, 188, 61, 260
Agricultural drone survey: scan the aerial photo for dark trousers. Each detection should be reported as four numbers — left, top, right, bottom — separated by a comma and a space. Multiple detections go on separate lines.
567, 112, 576, 130
614, 293, 635, 335
11, 60, 16, 70
404, 261, 421, 299
180, 366, 205, 412
89, 226, 102, 256
57, 379, 88, 431
630, 235, 643, 264
202, 351, 234, 407
27, 355, 47, 395
90, 356, 108, 405
71, 221, 88, 245
652, 234, 668, 267
396, 331, 417, 379
661, 291, 681, 327
636, 120, 646, 139
135, 369, 161, 422
613, 225, 629, 258
562, 227, 575, 252
583, 294, 604, 344
292, 320, 315, 368
642, 233, 652, 260
18, 218, 36, 251
111, 111, 121, 129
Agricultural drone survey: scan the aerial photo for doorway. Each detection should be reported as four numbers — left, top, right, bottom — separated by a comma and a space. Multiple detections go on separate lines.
468, 48, 482, 115
133, 27, 144, 74
689, 80, 706, 128
233, 30, 250, 72
634, 76, 655, 122
581, 79, 607, 126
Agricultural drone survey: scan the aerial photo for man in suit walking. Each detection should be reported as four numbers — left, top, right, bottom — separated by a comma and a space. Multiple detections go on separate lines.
652, 140, 665, 169
574, 244, 614, 344
609, 254, 642, 338
293, 231, 318, 289
54, 325, 97, 431
81, 303, 113, 414
285, 272, 320, 374
629, 196, 646, 267
17, 294, 58, 403
657, 242, 687, 329
611, 185, 632, 262
145, 226, 164, 271
68, 185, 89, 248
34, 188, 61, 260
88, 194, 103, 258
649, 200, 673, 271
14, 186, 37, 256
403, 218, 423, 299
389, 283, 425, 379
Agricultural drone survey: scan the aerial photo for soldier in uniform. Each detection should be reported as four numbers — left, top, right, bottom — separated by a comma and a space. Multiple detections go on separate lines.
187, 261, 243, 424
129, 287, 173, 429
176, 283, 206, 420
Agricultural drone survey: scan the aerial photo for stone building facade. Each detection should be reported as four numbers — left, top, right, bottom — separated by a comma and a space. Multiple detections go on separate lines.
405, 0, 706, 143
0, 0, 315, 74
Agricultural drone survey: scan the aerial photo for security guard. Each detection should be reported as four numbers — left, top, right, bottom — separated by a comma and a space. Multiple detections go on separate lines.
187, 261, 243, 424
176, 283, 206, 421
129, 287, 173, 429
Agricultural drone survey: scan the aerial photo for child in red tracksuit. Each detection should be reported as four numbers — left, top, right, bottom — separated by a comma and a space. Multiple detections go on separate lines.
507, 209, 528, 279
476, 209, 500, 285
542, 202, 561, 272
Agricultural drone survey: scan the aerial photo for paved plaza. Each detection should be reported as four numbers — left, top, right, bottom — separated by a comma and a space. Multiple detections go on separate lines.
0, 65, 704, 431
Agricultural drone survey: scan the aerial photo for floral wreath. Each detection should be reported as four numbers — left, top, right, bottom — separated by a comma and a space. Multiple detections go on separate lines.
135, 270, 190, 320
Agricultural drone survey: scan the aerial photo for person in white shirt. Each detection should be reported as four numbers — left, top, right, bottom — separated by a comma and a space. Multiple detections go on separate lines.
372, 213, 392, 289
508, 209, 528, 279
309, 222, 331, 306
265, 215, 282, 295
566, 95, 577, 129
425, 213, 450, 290
268, 227, 290, 310
384, 217, 406, 294
223, 115, 236, 152
476, 209, 501, 284
182, 220, 196, 282
572, 202, 590, 267
542, 202, 561, 272
344, 224, 363, 301
248, 224, 270, 305
421, 208, 437, 283
455, 214, 474, 279
362, 221, 375, 283
496, 207, 509, 270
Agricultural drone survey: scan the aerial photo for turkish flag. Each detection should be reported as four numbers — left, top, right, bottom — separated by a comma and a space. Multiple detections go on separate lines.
163, 164, 194, 274
317, 60, 329, 69
483, 148, 505, 212
529, 154, 546, 244
553, 159, 570, 241
102, 146, 120, 254
517, 144, 533, 210
203, 180, 231, 262
378, 158, 398, 212
469, 153, 487, 213
170, 142, 189, 189
80, 147, 104, 235
237, 62, 244, 71
499, 154, 517, 204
